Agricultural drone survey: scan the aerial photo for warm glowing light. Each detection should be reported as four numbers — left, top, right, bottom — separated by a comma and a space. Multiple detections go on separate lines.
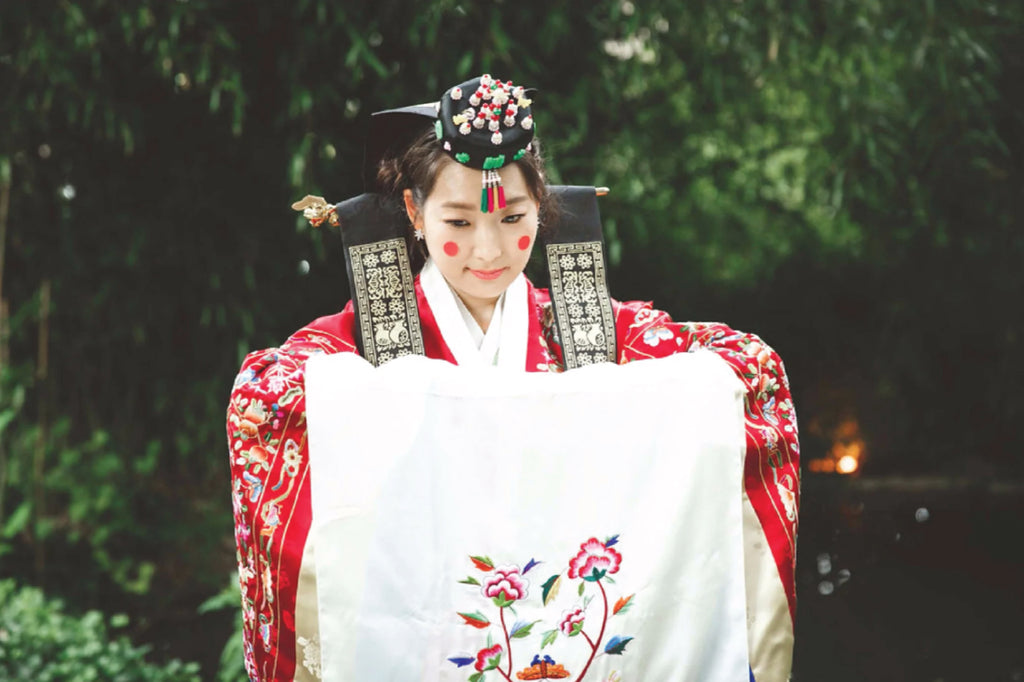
836, 454, 859, 474
807, 417, 866, 474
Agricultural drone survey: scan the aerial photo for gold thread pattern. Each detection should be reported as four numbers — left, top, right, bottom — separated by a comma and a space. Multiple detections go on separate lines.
348, 238, 424, 366
545, 241, 616, 369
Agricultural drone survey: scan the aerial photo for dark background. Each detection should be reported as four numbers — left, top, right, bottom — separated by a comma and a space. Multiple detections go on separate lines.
1, 2, 1022, 680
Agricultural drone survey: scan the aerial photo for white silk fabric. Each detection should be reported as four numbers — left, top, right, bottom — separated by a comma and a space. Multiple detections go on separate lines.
305, 352, 750, 681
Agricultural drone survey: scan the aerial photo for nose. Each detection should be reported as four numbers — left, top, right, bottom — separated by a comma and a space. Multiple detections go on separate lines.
472, 221, 502, 262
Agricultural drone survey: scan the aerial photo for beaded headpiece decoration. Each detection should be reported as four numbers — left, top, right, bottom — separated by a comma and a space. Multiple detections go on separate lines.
435, 74, 536, 213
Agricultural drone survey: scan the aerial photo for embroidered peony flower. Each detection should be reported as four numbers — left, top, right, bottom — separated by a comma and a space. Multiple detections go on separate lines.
481, 565, 529, 603
474, 644, 503, 671
559, 606, 586, 636
568, 537, 622, 581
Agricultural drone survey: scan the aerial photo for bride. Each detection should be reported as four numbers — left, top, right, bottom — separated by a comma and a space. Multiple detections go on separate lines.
227, 73, 800, 682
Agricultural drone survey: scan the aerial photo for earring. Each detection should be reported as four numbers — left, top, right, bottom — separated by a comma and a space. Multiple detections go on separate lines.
414, 228, 425, 241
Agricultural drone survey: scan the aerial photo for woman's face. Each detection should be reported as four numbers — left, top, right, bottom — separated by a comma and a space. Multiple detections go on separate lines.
407, 161, 539, 313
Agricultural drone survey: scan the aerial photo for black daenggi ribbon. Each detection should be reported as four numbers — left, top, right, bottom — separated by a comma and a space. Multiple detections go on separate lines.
542, 186, 617, 369
335, 194, 425, 366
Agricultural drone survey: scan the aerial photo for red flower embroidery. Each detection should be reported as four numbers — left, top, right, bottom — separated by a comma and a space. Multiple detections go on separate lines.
559, 606, 586, 636
475, 644, 503, 671
481, 565, 529, 602
568, 538, 622, 581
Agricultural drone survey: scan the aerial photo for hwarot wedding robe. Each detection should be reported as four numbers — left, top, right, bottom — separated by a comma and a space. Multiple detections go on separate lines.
226, 269, 800, 681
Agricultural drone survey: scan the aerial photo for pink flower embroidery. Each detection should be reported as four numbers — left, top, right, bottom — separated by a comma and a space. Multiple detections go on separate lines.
559, 606, 586, 635
568, 537, 622, 581
481, 565, 529, 602
475, 644, 503, 671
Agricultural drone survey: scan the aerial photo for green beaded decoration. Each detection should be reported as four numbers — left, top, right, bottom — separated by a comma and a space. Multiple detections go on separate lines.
482, 155, 506, 170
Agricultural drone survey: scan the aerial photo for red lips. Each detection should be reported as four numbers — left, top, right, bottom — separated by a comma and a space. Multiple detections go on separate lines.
469, 268, 507, 280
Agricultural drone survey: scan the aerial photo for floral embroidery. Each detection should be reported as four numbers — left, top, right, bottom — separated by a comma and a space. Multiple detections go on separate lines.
642, 326, 673, 347
227, 288, 799, 681
559, 607, 585, 636
482, 566, 530, 603
297, 635, 323, 679
448, 536, 636, 682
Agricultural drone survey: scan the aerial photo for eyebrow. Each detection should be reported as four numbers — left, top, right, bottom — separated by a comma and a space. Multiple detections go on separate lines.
439, 195, 529, 210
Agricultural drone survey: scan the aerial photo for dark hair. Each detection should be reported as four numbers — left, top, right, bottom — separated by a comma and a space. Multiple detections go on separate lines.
376, 127, 558, 270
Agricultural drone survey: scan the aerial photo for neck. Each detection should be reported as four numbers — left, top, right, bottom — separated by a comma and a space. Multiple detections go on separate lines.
457, 293, 498, 332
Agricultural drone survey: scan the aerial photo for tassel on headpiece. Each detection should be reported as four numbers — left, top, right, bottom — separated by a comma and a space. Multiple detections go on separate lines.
480, 170, 507, 214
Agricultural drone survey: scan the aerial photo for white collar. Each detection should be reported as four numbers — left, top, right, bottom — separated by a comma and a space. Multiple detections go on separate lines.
420, 258, 529, 370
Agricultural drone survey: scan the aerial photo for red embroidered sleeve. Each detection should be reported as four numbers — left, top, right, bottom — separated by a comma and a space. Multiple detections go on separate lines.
226, 325, 355, 681
613, 299, 801, 619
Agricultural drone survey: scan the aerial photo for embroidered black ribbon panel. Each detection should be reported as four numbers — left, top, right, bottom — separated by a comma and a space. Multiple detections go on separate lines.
336, 194, 425, 366
543, 186, 617, 369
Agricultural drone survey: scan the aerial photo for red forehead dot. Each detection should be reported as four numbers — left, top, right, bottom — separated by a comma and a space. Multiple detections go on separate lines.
443, 241, 459, 257
518, 235, 531, 251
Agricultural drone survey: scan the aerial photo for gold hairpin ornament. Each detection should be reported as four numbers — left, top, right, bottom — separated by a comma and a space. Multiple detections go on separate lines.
291, 195, 339, 228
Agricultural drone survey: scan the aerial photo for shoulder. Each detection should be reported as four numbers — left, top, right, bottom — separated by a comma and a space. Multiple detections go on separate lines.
228, 305, 360, 436
612, 299, 790, 390
234, 305, 357, 385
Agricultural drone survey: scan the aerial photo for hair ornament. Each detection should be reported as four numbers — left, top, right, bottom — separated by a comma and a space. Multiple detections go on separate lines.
436, 74, 535, 212
290, 195, 339, 228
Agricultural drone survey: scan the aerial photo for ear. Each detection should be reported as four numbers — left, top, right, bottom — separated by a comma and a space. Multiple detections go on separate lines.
403, 189, 421, 228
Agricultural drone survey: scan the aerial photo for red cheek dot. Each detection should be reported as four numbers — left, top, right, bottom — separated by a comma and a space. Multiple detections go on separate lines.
518, 235, 531, 251
443, 241, 459, 257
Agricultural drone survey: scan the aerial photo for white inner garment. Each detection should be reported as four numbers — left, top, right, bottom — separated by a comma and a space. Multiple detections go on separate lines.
419, 257, 528, 369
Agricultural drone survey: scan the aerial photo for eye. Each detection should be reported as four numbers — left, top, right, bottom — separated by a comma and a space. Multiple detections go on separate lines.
502, 213, 525, 224
444, 219, 471, 228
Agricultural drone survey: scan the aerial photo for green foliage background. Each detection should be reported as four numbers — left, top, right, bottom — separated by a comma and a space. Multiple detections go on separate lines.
1, 0, 1021, 677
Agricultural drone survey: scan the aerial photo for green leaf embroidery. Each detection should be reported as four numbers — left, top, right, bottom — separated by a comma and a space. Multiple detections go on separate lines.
484, 652, 502, 671
540, 629, 558, 649
492, 592, 515, 609
469, 673, 484, 682
458, 611, 490, 629
510, 620, 541, 639
277, 386, 303, 407
541, 574, 562, 606
470, 555, 495, 571
459, 576, 481, 586
569, 621, 584, 637
578, 581, 586, 596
